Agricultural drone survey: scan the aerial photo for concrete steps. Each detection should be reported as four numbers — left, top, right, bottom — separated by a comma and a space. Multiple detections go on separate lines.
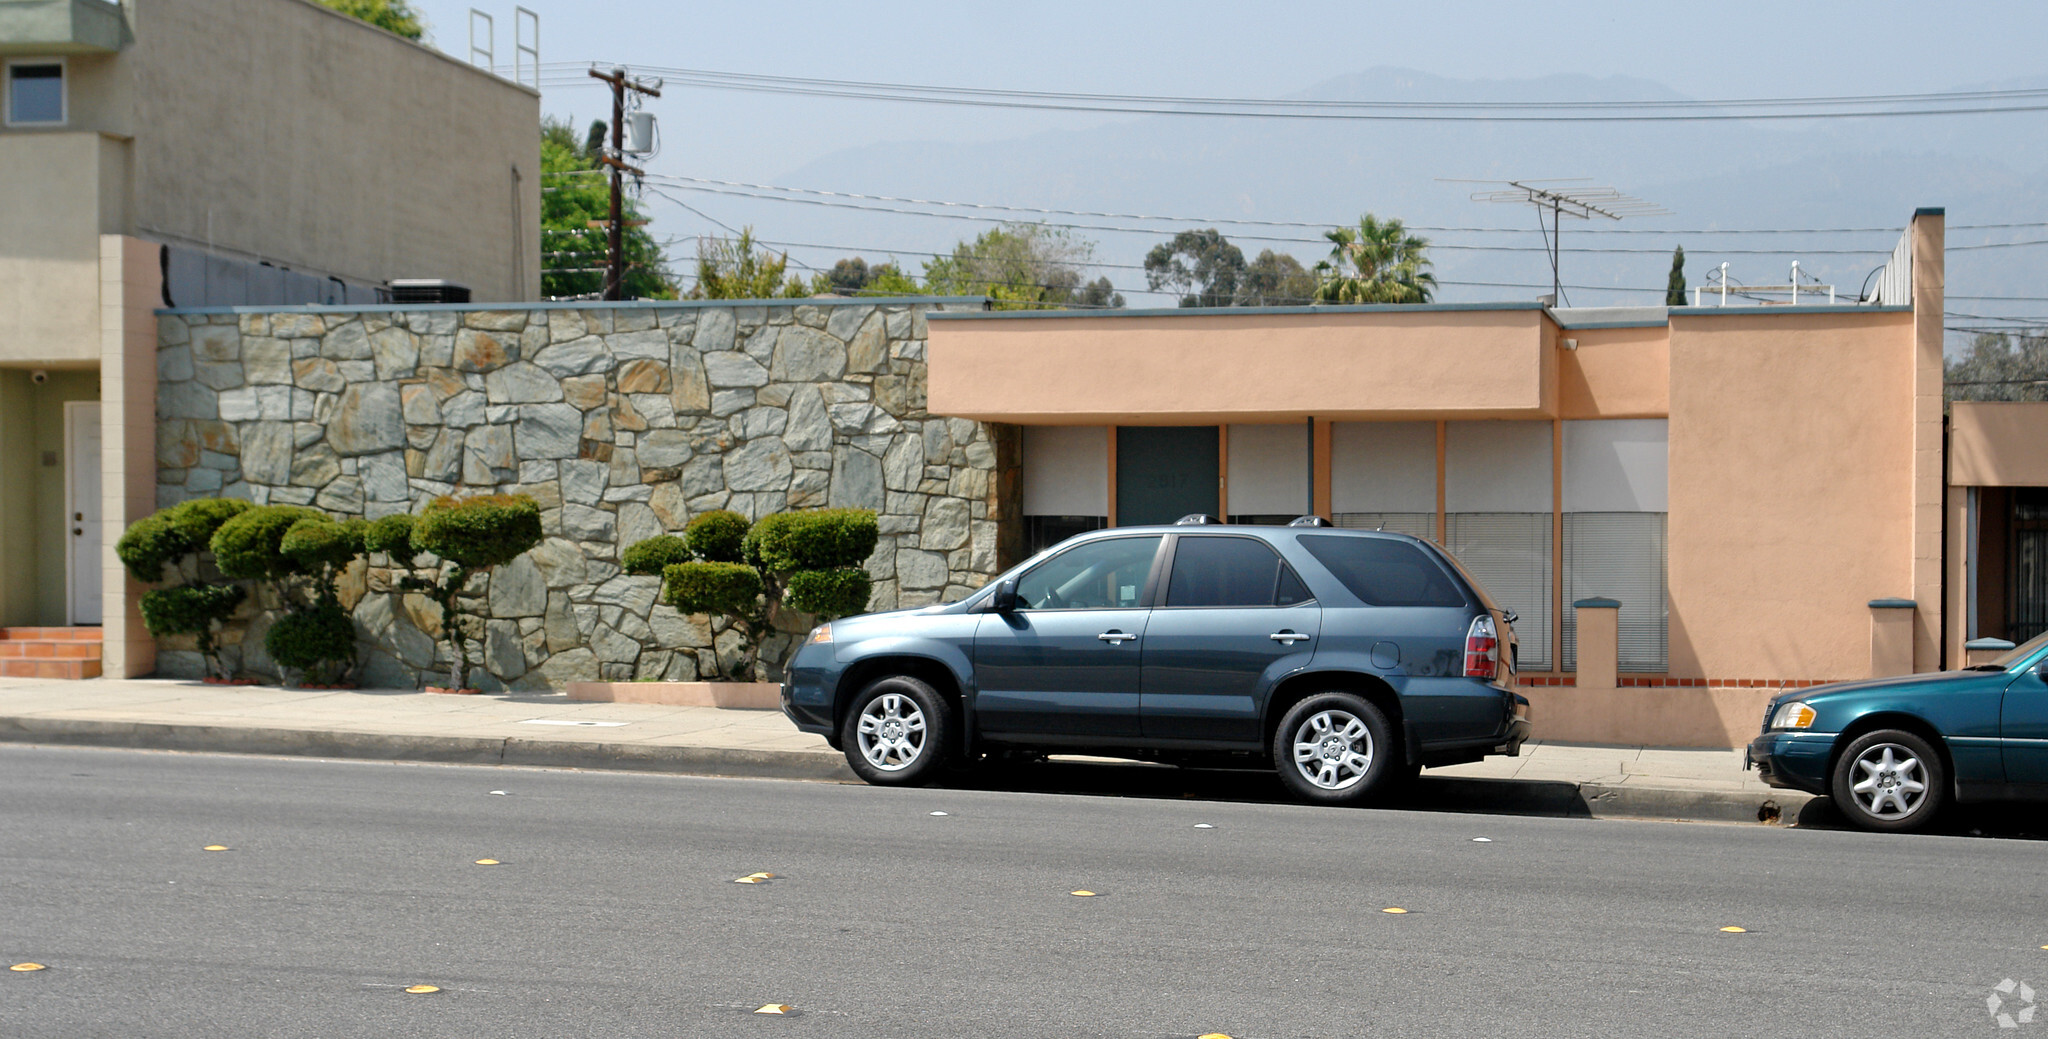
0, 628, 103, 679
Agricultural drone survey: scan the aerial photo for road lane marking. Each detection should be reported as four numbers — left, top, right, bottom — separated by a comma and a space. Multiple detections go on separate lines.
10, 963, 46, 972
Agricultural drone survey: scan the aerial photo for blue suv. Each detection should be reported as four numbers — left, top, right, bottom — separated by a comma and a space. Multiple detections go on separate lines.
782, 518, 1531, 805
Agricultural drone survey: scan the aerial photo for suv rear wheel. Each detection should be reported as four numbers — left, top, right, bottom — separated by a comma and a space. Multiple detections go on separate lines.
1273, 692, 1398, 805
840, 675, 952, 786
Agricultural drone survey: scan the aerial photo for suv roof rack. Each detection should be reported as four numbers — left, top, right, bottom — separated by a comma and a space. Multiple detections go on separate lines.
1286, 515, 1333, 527
1174, 514, 1222, 525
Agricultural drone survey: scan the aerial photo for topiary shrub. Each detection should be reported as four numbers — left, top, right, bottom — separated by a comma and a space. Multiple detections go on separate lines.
211, 505, 326, 582
280, 517, 368, 603
621, 534, 691, 576
684, 509, 750, 563
117, 498, 256, 680
264, 602, 357, 686
631, 507, 878, 682
381, 495, 545, 691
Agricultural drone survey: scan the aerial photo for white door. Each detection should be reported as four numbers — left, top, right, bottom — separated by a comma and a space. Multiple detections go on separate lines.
67, 401, 102, 625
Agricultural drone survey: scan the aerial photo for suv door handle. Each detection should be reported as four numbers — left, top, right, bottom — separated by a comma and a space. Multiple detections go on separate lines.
1097, 631, 1138, 644
1269, 631, 1311, 644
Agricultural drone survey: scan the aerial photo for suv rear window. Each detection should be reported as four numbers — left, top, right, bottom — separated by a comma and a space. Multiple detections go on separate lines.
1298, 535, 1467, 607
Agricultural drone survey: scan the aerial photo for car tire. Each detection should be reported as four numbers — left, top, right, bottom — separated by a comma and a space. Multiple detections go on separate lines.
1273, 692, 1398, 805
1828, 728, 1947, 833
840, 675, 952, 787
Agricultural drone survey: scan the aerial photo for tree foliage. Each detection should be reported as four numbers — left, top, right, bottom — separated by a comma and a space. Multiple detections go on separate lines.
1240, 250, 1317, 306
1666, 246, 1688, 307
541, 117, 674, 300
807, 257, 922, 297
1948, 332, 2048, 403
1314, 214, 1437, 304
381, 497, 545, 690
923, 224, 1119, 311
689, 228, 809, 300
315, 0, 424, 40
1145, 229, 1246, 308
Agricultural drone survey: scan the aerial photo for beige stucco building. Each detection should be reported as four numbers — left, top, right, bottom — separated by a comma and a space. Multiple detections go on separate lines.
925, 209, 1952, 747
0, 0, 538, 675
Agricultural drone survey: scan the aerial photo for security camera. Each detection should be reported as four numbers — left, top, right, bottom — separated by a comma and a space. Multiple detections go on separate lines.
30, 370, 47, 385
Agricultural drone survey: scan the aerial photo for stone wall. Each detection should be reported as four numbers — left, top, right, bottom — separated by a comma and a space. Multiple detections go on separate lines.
151, 298, 1011, 689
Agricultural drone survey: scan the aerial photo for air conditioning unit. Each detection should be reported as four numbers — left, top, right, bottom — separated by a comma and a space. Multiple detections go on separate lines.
388, 279, 472, 304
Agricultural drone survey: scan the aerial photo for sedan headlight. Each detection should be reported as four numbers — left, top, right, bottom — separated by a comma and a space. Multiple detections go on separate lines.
1769, 701, 1817, 730
806, 623, 833, 645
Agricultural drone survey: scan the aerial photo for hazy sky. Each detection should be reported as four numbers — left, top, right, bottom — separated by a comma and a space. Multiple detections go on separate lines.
405, 0, 2048, 315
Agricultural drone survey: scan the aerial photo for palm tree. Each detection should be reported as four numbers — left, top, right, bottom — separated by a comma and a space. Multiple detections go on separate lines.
1313, 214, 1437, 304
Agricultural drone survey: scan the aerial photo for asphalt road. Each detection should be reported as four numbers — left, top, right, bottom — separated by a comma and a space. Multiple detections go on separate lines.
4, 745, 2044, 1038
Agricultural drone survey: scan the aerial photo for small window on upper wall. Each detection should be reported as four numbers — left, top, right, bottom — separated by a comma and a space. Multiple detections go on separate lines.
8, 61, 64, 126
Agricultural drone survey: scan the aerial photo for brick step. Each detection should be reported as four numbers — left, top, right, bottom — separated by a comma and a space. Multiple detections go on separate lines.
0, 658, 102, 680
0, 627, 102, 642
0, 641, 101, 659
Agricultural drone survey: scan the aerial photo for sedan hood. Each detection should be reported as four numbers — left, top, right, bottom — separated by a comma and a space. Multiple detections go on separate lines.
1769, 668, 2010, 709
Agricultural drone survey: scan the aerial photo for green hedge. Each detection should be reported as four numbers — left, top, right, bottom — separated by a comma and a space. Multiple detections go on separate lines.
622, 535, 692, 576
211, 505, 326, 580
783, 566, 873, 618
744, 508, 879, 573
415, 495, 544, 570
663, 561, 762, 618
684, 509, 750, 563
115, 497, 253, 583
279, 517, 368, 573
364, 513, 418, 561
265, 603, 357, 674
138, 583, 246, 640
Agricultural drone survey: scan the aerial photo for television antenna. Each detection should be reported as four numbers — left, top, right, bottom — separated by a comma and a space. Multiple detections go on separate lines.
1446, 179, 1669, 305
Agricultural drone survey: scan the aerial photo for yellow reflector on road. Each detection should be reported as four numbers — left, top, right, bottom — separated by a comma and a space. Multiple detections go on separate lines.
1199, 1033, 1234, 1038
1070, 890, 1096, 897
10, 963, 46, 972
404, 985, 440, 994
754, 1003, 792, 1015
203, 845, 229, 852
474, 859, 500, 866
1720, 926, 1748, 933
1382, 907, 1408, 914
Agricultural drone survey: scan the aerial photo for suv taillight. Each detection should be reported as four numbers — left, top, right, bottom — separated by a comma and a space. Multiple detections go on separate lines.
1464, 614, 1500, 680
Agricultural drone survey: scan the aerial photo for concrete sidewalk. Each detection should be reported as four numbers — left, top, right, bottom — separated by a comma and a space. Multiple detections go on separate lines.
0, 677, 1807, 824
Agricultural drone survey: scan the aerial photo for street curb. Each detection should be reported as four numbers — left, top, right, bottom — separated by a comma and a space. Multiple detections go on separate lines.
0, 716, 861, 783
0, 714, 1804, 823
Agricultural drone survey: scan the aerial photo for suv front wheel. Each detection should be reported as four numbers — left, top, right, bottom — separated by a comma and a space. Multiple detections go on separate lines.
840, 675, 952, 786
1274, 693, 1399, 805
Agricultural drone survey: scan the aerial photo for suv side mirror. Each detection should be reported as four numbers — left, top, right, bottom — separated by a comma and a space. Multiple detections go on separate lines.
990, 577, 1019, 613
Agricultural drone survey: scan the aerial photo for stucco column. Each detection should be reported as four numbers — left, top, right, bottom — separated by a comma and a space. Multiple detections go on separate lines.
1868, 598, 1917, 678
98, 235, 160, 678
1572, 598, 1618, 690
1964, 637, 2015, 668
1909, 208, 1945, 670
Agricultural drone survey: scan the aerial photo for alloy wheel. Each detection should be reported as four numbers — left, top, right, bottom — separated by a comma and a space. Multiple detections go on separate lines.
856, 692, 928, 772
1849, 743, 1929, 819
1290, 709, 1375, 790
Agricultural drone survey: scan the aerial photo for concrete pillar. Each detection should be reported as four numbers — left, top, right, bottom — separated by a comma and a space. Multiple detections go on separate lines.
1573, 597, 1618, 689
1869, 598, 1917, 678
1965, 637, 2016, 668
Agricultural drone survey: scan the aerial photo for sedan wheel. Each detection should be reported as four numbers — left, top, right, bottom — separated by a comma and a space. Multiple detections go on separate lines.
1273, 693, 1397, 805
840, 676, 952, 786
1828, 729, 1946, 833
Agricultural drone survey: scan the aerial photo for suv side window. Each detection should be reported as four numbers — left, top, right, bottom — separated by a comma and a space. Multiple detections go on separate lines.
1016, 535, 1161, 610
1165, 535, 1314, 608
1298, 535, 1466, 607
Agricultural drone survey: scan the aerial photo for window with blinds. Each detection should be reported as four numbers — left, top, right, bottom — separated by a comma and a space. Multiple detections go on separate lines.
1445, 513, 1553, 670
1334, 513, 1437, 541
1563, 513, 1669, 672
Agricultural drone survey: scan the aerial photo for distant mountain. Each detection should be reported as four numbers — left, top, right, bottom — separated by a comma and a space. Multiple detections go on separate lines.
696, 67, 2048, 330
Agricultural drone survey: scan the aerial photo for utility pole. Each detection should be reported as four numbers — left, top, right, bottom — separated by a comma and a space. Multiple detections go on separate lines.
587, 66, 661, 301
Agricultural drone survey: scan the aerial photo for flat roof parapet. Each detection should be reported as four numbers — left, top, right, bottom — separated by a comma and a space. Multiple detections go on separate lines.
155, 295, 992, 317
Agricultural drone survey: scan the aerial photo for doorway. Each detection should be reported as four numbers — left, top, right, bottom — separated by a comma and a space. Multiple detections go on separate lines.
1115, 426, 1219, 526
65, 401, 101, 625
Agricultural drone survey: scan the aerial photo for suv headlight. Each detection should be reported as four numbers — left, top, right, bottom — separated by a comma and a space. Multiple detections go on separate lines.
806, 623, 833, 645
1769, 702, 1817, 730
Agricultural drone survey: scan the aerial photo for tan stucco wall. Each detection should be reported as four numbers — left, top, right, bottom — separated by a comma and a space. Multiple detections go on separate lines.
1, 0, 541, 300
100, 235, 159, 675
1665, 310, 1916, 680
928, 309, 1553, 424
1557, 325, 1670, 419
1949, 402, 2048, 487
0, 132, 105, 363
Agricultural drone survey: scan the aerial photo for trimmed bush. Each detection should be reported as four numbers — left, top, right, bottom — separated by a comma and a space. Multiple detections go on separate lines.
415, 494, 544, 569
280, 517, 368, 574
784, 566, 873, 618
745, 508, 879, 572
168, 497, 255, 547
115, 497, 253, 584
139, 583, 247, 654
211, 505, 325, 580
265, 602, 357, 684
622, 535, 691, 576
364, 513, 418, 561
683, 509, 750, 563
663, 561, 763, 618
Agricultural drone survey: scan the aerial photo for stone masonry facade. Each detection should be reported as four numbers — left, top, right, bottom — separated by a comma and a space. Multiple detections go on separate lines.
151, 298, 1013, 689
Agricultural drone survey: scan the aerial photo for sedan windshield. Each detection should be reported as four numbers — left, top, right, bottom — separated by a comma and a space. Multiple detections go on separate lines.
1985, 628, 2048, 669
